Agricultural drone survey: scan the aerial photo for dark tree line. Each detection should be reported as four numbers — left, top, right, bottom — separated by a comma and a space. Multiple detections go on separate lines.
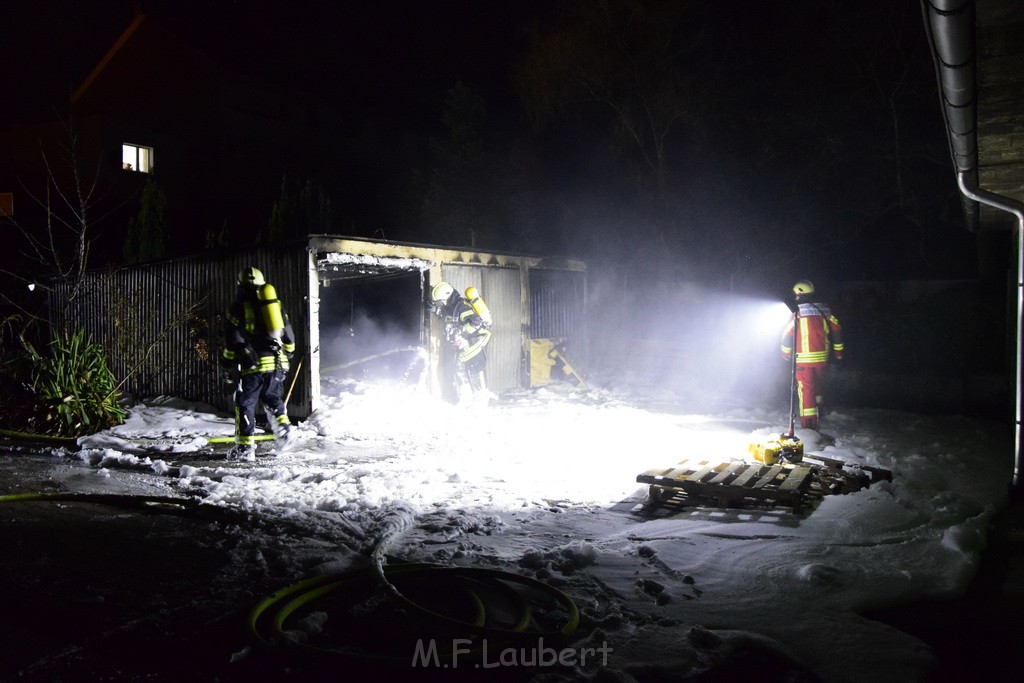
331, 0, 972, 291
4, 0, 975, 292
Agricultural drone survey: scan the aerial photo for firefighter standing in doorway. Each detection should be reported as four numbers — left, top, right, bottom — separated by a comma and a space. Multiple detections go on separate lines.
429, 282, 493, 402
221, 266, 296, 460
781, 280, 844, 431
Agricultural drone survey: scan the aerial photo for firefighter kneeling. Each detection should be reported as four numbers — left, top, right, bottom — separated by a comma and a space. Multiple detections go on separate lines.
221, 266, 297, 460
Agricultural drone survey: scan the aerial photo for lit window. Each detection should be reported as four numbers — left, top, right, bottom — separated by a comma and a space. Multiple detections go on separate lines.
122, 143, 154, 173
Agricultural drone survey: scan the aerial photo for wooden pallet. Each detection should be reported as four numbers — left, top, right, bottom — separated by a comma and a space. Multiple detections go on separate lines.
636, 456, 890, 512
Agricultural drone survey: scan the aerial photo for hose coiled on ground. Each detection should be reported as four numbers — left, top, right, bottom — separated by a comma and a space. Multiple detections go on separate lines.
1, 491, 581, 672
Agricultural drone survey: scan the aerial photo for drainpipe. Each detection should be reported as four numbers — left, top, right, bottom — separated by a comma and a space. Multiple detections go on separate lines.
921, 0, 979, 228
922, 0, 1022, 494
958, 172, 1024, 492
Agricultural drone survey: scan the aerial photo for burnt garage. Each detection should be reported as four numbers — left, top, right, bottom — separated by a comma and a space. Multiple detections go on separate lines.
51, 236, 587, 419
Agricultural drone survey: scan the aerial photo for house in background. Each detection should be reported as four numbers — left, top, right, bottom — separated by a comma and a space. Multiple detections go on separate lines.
0, 10, 344, 269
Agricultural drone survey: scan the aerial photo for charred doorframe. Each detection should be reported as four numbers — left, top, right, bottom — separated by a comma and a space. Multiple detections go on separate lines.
314, 252, 432, 390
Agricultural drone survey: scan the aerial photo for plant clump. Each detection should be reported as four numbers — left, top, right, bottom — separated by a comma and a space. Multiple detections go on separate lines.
1, 327, 126, 438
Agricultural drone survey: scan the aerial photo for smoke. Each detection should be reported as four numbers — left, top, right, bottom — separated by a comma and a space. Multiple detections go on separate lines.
319, 274, 425, 384
584, 281, 792, 412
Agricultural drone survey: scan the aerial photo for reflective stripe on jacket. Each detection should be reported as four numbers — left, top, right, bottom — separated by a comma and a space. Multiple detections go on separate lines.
447, 297, 492, 363
781, 302, 843, 366
222, 295, 296, 374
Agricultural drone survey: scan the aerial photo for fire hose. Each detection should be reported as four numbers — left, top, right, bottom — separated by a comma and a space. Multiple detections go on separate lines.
0, 491, 580, 668
247, 561, 579, 662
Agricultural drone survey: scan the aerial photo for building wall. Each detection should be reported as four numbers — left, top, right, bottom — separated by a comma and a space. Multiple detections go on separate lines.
529, 267, 588, 361
835, 278, 1012, 416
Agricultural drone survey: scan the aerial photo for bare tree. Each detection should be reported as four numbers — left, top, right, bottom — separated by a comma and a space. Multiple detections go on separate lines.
516, 0, 701, 198
0, 114, 126, 328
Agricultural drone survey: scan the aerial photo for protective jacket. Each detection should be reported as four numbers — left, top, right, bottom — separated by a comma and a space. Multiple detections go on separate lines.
222, 285, 296, 374
443, 297, 492, 364
221, 282, 297, 451
781, 302, 843, 366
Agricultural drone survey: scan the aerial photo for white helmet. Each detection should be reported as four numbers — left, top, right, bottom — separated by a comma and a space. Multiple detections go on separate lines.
431, 282, 455, 303
238, 266, 266, 286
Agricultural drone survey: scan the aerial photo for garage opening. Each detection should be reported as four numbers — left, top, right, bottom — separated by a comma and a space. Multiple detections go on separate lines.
317, 256, 429, 388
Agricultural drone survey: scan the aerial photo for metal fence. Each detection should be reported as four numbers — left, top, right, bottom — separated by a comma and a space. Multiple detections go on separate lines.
50, 243, 313, 417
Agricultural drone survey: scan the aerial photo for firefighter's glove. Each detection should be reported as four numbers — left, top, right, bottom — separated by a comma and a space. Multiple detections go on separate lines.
453, 336, 469, 351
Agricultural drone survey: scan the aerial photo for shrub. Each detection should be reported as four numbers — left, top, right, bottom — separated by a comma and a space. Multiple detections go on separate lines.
19, 329, 127, 437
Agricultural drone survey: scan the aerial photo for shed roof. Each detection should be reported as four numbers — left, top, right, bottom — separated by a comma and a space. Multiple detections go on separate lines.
307, 235, 587, 272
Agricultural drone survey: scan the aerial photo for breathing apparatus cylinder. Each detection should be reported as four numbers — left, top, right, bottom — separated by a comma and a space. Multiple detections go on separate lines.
257, 283, 285, 342
465, 286, 492, 326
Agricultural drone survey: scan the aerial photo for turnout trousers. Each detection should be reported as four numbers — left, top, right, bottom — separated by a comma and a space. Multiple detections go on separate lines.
460, 351, 488, 392
233, 369, 290, 446
795, 364, 826, 430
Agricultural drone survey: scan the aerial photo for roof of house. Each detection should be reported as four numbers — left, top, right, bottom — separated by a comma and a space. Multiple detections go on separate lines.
924, 0, 1024, 231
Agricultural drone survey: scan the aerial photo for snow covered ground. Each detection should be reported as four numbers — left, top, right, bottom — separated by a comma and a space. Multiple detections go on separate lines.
1, 376, 1014, 682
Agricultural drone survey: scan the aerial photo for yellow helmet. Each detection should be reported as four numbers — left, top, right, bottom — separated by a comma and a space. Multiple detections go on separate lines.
238, 266, 266, 286
793, 280, 815, 296
465, 286, 479, 300
430, 282, 455, 303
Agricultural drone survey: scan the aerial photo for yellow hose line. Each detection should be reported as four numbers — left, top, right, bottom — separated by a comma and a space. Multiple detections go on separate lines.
0, 428, 79, 444
249, 561, 580, 662
0, 491, 192, 507
0, 491, 581, 665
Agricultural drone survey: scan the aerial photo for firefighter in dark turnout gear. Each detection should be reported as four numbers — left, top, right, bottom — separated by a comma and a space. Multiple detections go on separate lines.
430, 281, 492, 403
221, 266, 296, 460
781, 280, 844, 430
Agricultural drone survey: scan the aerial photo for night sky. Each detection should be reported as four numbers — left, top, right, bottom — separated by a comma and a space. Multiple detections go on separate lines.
2, 0, 978, 293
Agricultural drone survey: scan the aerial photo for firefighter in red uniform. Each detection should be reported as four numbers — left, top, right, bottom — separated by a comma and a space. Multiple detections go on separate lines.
781, 280, 843, 430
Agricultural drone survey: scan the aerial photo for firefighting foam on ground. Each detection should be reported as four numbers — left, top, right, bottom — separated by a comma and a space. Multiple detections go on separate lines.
0, 270, 1019, 682
0, 367, 1016, 681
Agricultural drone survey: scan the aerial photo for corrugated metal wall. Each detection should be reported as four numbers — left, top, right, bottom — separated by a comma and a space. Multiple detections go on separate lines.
50, 244, 313, 417
443, 264, 522, 392
529, 267, 588, 359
